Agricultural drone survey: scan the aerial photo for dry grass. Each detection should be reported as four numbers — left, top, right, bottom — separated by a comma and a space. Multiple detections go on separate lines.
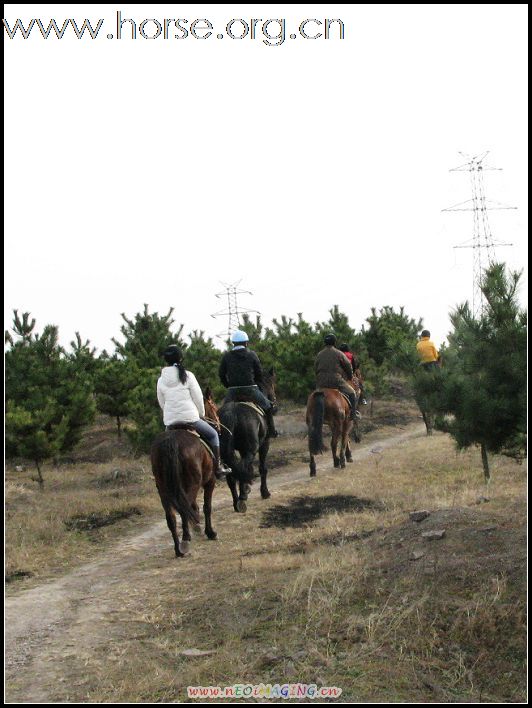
5, 402, 527, 702
77, 434, 525, 703
5, 455, 160, 585
4, 401, 416, 588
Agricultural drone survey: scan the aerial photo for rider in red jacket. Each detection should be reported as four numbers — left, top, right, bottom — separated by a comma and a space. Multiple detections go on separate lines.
339, 343, 367, 405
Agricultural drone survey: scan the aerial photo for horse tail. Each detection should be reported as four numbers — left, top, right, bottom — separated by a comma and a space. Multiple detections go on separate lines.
219, 403, 241, 475
219, 403, 255, 483
154, 434, 200, 525
309, 391, 326, 454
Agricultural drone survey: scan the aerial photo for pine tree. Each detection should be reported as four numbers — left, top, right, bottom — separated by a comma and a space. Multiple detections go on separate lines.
361, 306, 423, 371
68, 332, 99, 381
185, 330, 224, 401
125, 368, 162, 455
5, 313, 96, 485
414, 264, 526, 480
112, 304, 184, 368
317, 305, 357, 346
94, 358, 138, 436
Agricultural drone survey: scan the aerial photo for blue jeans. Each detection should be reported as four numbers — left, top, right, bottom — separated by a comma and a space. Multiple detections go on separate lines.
167, 419, 219, 448
224, 385, 272, 411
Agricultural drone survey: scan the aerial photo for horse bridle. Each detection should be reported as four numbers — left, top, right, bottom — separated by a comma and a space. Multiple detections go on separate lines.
204, 400, 233, 436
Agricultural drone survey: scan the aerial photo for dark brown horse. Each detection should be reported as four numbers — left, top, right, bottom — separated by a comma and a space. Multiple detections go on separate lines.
306, 388, 354, 476
150, 392, 220, 557
219, 368, 277, 513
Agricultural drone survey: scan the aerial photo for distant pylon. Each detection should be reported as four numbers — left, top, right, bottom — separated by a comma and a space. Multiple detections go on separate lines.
211, 280, 260, 340
443, 151, 516, 316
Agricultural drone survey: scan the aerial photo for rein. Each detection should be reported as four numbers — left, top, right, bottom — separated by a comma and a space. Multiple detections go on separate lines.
204, 416, 233, 436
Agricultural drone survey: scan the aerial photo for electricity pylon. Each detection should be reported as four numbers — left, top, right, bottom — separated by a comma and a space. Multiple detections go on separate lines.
443, 151, 516, 316
211, 281, 260, 340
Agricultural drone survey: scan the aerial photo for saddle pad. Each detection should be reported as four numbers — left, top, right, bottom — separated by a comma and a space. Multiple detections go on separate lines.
168, 427, 214, 459
315, 389, 352, 408
197, 437, 215, 459
237, 401, 266, 417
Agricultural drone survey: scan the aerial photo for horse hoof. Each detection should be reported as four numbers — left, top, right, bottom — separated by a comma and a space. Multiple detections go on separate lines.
310, 471, 316, 477
261, 490, 271, 499
206, 531, 218, 540
180, 541, 191, 554
236, 500, 247, 513
334, 461, 340, 469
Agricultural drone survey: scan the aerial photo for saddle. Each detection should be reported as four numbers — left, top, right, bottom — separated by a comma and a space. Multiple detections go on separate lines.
166, 424, 214, 459
236, 401, 266, 417
316, 388, 353, 409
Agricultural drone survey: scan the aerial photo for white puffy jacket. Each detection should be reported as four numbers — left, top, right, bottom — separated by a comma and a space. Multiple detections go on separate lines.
156, 366, 205, 426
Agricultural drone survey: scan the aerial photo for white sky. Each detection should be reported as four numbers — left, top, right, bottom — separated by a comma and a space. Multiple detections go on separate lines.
4, 4, 528, 352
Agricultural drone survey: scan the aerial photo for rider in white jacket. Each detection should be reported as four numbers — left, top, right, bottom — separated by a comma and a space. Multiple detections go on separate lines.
157, 345, 231, 479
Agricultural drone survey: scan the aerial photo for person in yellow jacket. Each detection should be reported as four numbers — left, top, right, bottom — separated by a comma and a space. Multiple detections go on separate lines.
416, 330, 440, 371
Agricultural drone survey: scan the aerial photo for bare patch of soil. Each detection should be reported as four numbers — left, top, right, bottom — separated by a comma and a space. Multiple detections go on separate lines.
260, 494, 385, 528
64, 507, 142, 532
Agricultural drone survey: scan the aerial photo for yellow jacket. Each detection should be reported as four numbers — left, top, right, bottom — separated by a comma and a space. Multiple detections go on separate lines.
416, 337, 439, 364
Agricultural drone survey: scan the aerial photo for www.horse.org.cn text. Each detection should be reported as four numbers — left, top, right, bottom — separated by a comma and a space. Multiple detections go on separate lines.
3, 14, 346, 46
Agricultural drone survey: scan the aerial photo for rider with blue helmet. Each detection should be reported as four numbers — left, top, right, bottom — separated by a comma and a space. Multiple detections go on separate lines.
219, 330, 278, 437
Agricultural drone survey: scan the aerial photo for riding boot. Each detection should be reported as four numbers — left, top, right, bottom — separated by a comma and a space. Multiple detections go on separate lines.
266, 409, 278, 438
347, 391, 359, 421
213, 447, 231, 480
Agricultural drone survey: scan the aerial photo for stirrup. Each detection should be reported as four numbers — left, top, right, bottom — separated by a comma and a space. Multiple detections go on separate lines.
215, 463, 231, 480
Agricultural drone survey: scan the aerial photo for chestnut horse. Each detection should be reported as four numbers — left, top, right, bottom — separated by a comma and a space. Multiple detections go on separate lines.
150, 391, 220, 557
306, 388, 354, 476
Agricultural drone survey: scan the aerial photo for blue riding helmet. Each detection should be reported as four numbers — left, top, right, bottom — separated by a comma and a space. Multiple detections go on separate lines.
231, 330, 249, 344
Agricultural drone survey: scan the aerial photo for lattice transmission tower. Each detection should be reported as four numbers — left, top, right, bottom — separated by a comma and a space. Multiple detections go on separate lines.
211, 281, 260, 341
443, 151, 516, 316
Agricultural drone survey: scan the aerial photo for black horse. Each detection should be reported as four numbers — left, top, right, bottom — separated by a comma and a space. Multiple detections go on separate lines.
219, 368, 277, 513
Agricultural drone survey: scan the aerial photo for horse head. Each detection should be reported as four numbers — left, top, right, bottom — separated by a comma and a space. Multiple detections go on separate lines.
260, 366, 277, 410
203, 386, 221, 433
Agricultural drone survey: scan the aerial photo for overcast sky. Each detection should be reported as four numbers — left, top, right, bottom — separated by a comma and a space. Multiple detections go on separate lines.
4, 4, 528, 352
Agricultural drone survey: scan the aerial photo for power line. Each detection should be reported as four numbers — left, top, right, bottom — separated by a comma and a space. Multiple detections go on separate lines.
211, 280, 260, 341
442, 151, 516, 316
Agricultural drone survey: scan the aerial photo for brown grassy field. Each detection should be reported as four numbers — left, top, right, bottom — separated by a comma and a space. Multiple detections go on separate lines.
5, 398, 527, 703
5, 398, 417, 588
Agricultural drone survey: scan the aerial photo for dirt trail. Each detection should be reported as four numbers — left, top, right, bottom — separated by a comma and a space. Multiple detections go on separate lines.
5, 425, 424, 702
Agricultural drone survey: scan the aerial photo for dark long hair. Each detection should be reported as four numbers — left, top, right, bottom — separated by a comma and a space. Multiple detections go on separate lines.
163, 346, 188, 384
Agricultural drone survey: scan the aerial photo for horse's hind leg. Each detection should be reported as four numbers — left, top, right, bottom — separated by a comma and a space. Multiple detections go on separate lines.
203, 478, 217, 540
236, 479, 251, 514
259, 437, 271, 499
165, 506, 184, 558
331, 426, 341, 468
226, 473, 240, 513
339, 422, 349, 468
345, 437, 353, 463
309, 452, 317, 477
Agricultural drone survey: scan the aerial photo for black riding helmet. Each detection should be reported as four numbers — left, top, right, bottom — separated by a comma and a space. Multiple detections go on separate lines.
324, 333, 337, 346
163, 344, 183, 365
338, 343, 350, 352
421, 330, 430, 338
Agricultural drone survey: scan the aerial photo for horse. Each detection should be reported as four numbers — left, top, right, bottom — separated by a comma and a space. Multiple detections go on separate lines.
219, 368, 277, 513
414, 364, 440, 436
150, 391, 220, 557
203, 386, 222, 434
306, 388, 355, 476
349, 375, 363, 444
